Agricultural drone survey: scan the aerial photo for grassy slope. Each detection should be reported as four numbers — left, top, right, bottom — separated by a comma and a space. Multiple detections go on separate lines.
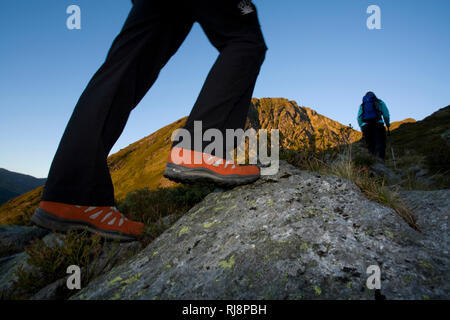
390, 105, 450, 173
108, 117, 186, 200
390, 118, 416, 131
0, 186, 43, 225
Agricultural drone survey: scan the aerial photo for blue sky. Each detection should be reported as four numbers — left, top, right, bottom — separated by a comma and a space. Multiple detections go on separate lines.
1, 0, 449, 178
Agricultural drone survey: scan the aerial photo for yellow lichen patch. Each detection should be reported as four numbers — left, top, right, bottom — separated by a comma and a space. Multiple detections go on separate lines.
194, 207, 205, 214
306, 208, 320, 217
178, 226, 190, 237
107, 276, 123, 288
203, 221, 216, 228
121, 273, 141, 287
225, 204, 237, 214
314, 286, 322, 295
153, 251, 158, 256
384, 230, 394, 237
111, 292, 121, 300
418, 260, 432, 269
218, 255, 235, 269
214, 206, 225, 212
300, 242, 309, 251
137, 291, 145, 297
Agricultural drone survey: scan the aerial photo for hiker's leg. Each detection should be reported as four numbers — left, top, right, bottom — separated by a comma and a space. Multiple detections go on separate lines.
42, 1, 193, 206
176, 0, 267, 158
362, 125, 376, 156
375, 124, 387, 160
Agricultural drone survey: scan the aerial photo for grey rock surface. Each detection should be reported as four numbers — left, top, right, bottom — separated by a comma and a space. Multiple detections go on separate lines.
72, 161, 449, 300
0, 225, 49, 258
401, 190, 449, 256
370, 162, 402, 185
0, 251, 30, 296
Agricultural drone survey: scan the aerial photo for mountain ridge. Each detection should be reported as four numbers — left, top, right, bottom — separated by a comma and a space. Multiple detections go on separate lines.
0, 168, 46, 205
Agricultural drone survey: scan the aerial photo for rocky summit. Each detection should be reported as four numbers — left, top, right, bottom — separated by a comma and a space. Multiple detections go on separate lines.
72, 161, 449, 300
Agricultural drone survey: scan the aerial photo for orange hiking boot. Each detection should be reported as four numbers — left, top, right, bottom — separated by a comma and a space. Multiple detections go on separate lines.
31, 201, 144, 241
163, 147, 260, 186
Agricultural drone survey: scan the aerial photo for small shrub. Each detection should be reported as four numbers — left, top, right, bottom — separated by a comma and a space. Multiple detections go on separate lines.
117, 183, 215, 225
11, 231, 102, 299
117, 183, 215, 245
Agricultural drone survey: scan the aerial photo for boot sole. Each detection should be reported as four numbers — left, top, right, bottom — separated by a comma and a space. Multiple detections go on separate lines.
30, 208, 137, 242
163, 162, 260, 187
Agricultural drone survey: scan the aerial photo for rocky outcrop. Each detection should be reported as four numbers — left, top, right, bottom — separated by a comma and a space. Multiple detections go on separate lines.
248, 98, 362, 149
0, 225, 49, 259
72, 161, 449, 300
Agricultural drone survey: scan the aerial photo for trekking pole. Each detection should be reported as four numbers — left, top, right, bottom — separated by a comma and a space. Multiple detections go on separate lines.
387, 128, 397, 169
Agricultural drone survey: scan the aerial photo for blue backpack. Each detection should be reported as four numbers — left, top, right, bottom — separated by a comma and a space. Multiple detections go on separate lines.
362, 93, 382, 123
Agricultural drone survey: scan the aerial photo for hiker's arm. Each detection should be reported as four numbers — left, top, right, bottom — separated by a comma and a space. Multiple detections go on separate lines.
380, 101, 390, 128
357, 105, 364, 128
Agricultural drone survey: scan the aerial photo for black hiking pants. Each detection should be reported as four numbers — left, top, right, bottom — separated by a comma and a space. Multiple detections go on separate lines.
41, 0, 267, 206
362, 123, 386, 160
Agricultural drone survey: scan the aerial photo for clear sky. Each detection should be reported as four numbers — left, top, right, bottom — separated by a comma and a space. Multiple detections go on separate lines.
1, 0, 449, 178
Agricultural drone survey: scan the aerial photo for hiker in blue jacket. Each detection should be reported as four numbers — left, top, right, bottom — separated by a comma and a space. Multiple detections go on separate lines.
357, 92, 390, 160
